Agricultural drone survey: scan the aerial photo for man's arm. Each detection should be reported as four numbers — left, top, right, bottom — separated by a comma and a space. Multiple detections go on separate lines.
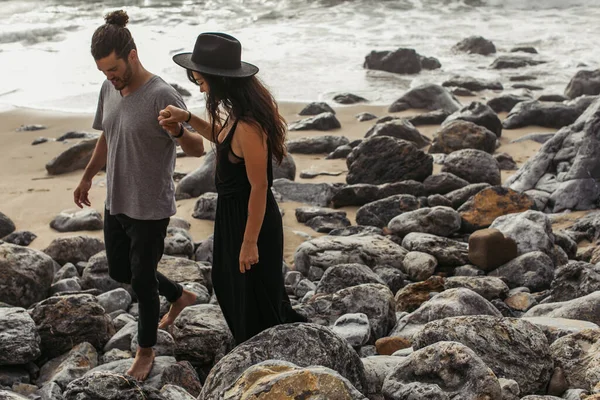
74, 133, 107, 208
170, 123, 205, 157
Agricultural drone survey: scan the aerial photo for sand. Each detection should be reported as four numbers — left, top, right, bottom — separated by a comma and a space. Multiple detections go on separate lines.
0, 98, 575, 265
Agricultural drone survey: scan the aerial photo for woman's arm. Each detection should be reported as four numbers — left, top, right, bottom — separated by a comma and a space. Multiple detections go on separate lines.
236, 121, 269, 273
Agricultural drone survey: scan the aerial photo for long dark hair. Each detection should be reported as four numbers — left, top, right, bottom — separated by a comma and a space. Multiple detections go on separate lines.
187, 70, 287, 163
91, 10, 136, 60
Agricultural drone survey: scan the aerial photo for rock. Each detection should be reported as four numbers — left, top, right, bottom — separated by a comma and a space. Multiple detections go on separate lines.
550, 330, 600, 392
490, 210, 554, 256
0, 243, 55, 308
545, 261, 600, 303
412, 316, 553, 395
444, 101, 502, 138
487, 94, 531, 113
299, 170, 343, 179
333, 93, 368, 104
524, 291, 600, 326
170, 83, 191, 97
0, 212, 16, 238
331, 313, 371, 347
346, 136, 433, 185
538, 94, 569, 102
46, 138, 98, 175
63, 370, 164, 399
295, 206, 347, 223
522, 317, 600, 345
444, 182, 490, 209
0, 390, 31, 399
315, 263, 386, 295
421, 56, 442, 70
565, 69, 600, 99
382, 341, 502, 399
365, 119, 430, 148
495, 152, 519, 170
488, 251, 554, 291
490, 55, 547, 69
429, 120, 497, 154
16, 124, 46, 131
401, 232, 469, 268
177, 150, 296, 198
31, 136, 48, 144
452, 36, 496, 55
0, 307, 41, 365
513, 83, 544, 90
356, 194, 420, 228
50, 209, 103, 233
294, 235, 406, 280
388, 206, 461, 238
299, 102, 335, 116
36, 342, 98, 390
194, 236, 213, 264
160, 385, 196, 400
423, 172, 469, 196
131, 329, 175, 357
288, 112, 341, 131
408, 110, 451, 126
287, 135, 349, 154
361, 355, 404, 397
375, 337, 411, 356
454, 264, 485, 277
442, 76, 503, 92
43, 236, 104, 266
453, 87, 476, 96
331, 180, 425, 208
389, 84, 462, 114
51, 277, 82, 294
164, 227, 194, 258
503, 100, 588, 129
56, 132, 99, 142
169, 304, 234, 369
326, 144, 353, 159
364, 48, 423, 74
199, 323, 367, 399
30, 294, 115, 358
441, 149, 501, 185
356, 112, 377, 122
458, 187, 536, 232
498, 378, 520, 400
2, 231, 36, 246
511, 46, 538, 54
96, 288, 132, 314
157, 256, 211, 292
468, 228, 518, 271
401, 252, 438, 282
444, 276, 509, 300
273, 179, 341, 207
394, 276, 445, 313
36, 381, 65, 400
80, 251, 128, 294
427, 194, 453, 207
223, 361, 365, 400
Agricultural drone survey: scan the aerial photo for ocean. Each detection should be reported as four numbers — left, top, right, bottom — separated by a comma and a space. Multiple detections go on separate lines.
0, 0, 598, 113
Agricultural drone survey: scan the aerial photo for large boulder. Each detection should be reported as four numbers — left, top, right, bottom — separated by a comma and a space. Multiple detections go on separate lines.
315, 263, 386, 295
443, 76, 503, 92
565, 69, 600, 99
0, 307, 41, 365
503, 100, 589, 129
489, 210, 554, 256
43, 236, 105, 266
388, 206, 461, 238
364, 48, 423, 74
50, 209, 103, 233
452, 36, 496, 55
46, 138, 98, 175
199, 323, 367, 399
330, 181, 425, 208
288, 112, 341, 131
388, 84, 462, 114
488, 251, 554, 291
355, 194, 420, 228
444, 102, 503, 138
441, 149, 501, 185
272, 179, 341, 207
524, 291, 600, 326
550, 329, 600, 392
346, 136, 433, 185
401, 232, 469, 268
0, 212, 16, 238
429, 120, 497, 154
365, 119, 430, 148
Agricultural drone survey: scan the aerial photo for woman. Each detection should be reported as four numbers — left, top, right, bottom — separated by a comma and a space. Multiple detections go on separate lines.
158, 32, 306, 345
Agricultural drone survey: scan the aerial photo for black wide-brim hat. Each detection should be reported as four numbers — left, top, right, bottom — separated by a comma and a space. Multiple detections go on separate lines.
173, 32, 259, 78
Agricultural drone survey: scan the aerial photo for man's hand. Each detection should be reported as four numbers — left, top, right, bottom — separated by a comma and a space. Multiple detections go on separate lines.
74, 179, 92, 208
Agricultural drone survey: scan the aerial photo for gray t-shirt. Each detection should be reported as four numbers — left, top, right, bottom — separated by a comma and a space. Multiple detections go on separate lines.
93, 75, 186, 220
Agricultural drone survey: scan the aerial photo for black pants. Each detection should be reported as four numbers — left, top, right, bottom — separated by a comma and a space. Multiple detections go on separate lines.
104, 209, 183, 348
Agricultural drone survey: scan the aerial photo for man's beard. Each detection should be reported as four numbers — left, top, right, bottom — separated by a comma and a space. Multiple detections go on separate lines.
113, 62, 133, 90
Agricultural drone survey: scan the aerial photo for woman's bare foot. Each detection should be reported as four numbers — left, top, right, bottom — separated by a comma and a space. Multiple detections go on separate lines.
158, 289, 197, 329
126, 347, 155, 381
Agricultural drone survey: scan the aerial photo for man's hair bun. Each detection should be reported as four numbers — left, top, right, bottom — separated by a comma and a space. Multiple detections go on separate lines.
105, 10, 129, 27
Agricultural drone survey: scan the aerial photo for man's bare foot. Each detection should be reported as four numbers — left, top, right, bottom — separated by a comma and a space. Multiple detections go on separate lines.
126, 347, 155, 381
158, 289, 197, 329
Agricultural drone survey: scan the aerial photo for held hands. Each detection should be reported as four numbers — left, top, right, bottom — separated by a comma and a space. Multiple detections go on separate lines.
239, 240, 259, 273
73, 179, 92, 208
158, 105, 188, 136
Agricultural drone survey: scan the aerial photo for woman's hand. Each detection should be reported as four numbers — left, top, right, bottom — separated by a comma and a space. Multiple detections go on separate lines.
239, 240, 259, 273
158, 105, 188, 124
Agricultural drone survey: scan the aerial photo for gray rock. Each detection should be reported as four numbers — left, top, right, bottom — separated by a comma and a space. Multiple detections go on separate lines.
294, 235, 407, 281
63, 370, 163, 399
445, 182, 491, 209
164, 227, 194, 258
295, 279, 316, 298
194, 236, 213, 263
550, 330, 600, 392
444, 276, 509, 300
315, 263, 387, 295
200, 323, 366, 399
331, 181, 425, 208
490, 210, 554, 256
361, 356, 404, 398
389, 84, 462, 114
365, 120, 430, 148
287, 135, 349, 154
53, 263, 79, 283
388, 206, 461, 238
0, 243, 55, 308
295, 206, 347, 223
430, 120, 498, 154
30, 294, 115, 358
112, 313, 136, 331
453, 264, 485, 276
305, 214, 351, 233
170, 304, 234, 369
503, 100, 588, 129
487, 94, 530, 113
56, 131, 99, 142
80, 251, 129, 294
334, 93, 368, 104
356, 112, 377, 122
168, 217, 191, 231
272, 178, 340, 207
0, 212, 16, 239
373, 266, 406, 294
453, 36, 496, 55
326, 144, 353, 159
96, 288, 132, 314
16, 124, 47, 132
364, 48, 424, 74
408, 109, 451, 126
50, 277, 82, 294
299, 102, 335, 116
356, 194, 420, 228
490, 55, 547, 69
50, 209, 103, 232
192, 192, 218, 221
35, 382, 64, 400
331, 313, 371, 347
498, 378, 520, 400
299, 170, 344, 178
401, 233, 469, 268
444, 101, 503, 138
43, 236, 105, 266
347, 136, 433, 185
288, 112, 341, 131
131, 329, 175, 357
401, 251, 438, 282
524, 291, 600, 325
565, 69, 600, 99
1, 230, 36, 246
423, 173, 470, 195
544, 261, 600, 303
46, 138, 98, 175
488, 251, 554, 291
382, 341, 502, 399
441, 149, 501, 185
442, 76, 503, 92
158, 256, 212, 293
36, 342, 98, 390
522, 316, 599, 345
495, 152, 519, 170
0, 390, 31, 399
413, 316, 552, 395
181, 282, 210, 304
0, 307, 41, 365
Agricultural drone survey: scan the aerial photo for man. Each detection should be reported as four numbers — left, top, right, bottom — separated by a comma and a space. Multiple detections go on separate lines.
73, 10, 202, 381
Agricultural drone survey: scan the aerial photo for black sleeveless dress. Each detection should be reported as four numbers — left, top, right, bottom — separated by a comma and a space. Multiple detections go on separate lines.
211, 120, 306, 345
